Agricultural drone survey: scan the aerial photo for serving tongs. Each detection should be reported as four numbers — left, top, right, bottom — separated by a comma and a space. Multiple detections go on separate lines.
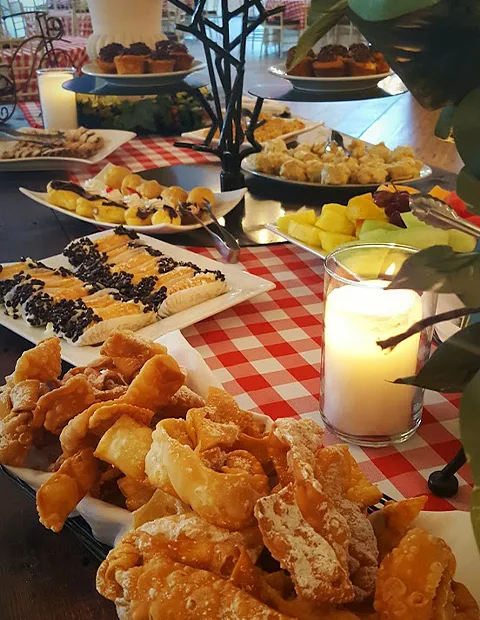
410, 194, 480, 239
325, 129, 351, 157
181, 202, 241, 264
0, 127, 65, 145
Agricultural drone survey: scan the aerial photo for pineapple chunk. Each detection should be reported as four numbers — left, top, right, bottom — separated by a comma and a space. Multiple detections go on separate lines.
347, 193, 387, 222
288, 220, 322, 247
376, 183, 420, 195
315, 203, 355, 235
319, 231, 356, 253
355, 219, 364, 238
277, 208, 316, 231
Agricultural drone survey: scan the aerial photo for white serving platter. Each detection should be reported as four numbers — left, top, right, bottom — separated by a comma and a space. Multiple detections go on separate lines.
268, 63, 392, 92
0, 230, 275, 366
19, 186, 247, 235
241, 125, 433, 189
0, 129, 136, 171
82, 60, 205, 86
181, 120, 325, 147
265, 223, 326, 260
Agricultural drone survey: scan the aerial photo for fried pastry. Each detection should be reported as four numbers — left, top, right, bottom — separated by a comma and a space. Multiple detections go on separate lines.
145, 419, 268, 530
132, 488, 189, 527
374, 528, 457, 620
118, 476, 156, 512
34, 374, 97, 434
153, 385, 205, 421
8, 337, 61, 385
99, 330, 167, 382
10, 379, 44, 412
37, 448, 99, 532
0, 386, 11, 420
255, 482, 354, 604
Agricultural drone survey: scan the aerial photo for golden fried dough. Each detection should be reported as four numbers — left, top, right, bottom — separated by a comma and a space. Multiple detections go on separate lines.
9, 337, 61, 385
100, 330, 167, 382
122, 354, 184, 410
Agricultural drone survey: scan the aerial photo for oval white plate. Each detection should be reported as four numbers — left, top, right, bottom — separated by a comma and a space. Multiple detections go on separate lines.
268, 64, 392, 92
0, 129, 136, 171
19, 186, 247, 235
82, 60, 206, 86
181, 120, 325, 147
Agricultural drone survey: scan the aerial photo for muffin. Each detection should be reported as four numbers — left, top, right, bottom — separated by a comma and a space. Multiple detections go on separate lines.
148, 43, 175, 74
97, 42, 125, 73
167, 42, 194, 71
114, 42, 152, 75
312, 45, 348, 77
347, 43, 377, 76
286, 46, 314, 77
374, 51, 390, 74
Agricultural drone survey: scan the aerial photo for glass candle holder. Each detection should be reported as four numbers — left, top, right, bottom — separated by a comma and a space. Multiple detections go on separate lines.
36, 67, 78, 130
320, 243, 437, 447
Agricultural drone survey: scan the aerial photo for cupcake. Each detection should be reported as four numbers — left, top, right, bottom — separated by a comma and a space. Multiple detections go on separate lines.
166, 42, 194, 71
97, 42, 125, 73
374, 51, 390, 74
148, 42, 175, 74
347, 43, 378, 76
286, 46, 314, 77
312, 45, 348, 77
114, 42, 152, 75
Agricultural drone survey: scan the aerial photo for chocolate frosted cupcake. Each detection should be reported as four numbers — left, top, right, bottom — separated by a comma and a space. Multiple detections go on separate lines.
347, 43, 377, 76
114, 42, 152, 75
97, 42, 124, 73
312, 46, 348, 77
148, 42, 175, 74
153, 41, 193, 72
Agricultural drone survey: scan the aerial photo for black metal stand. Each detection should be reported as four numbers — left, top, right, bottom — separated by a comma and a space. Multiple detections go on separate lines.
168, 0, 282, 191
0, 10, 75, 125
428, 447, 467, 498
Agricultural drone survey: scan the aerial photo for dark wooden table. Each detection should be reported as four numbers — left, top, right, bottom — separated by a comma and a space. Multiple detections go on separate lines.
0, 152, 457, 619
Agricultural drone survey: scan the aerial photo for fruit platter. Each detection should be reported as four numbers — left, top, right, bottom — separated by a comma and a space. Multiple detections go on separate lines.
266, 184, 478, 258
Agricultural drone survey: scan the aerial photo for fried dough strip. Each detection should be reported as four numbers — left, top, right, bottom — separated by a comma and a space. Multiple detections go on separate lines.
8, 337, 61, 385
36, 448, 99, 532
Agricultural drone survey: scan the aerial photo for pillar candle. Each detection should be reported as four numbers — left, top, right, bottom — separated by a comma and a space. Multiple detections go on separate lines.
37, 69, 78, 130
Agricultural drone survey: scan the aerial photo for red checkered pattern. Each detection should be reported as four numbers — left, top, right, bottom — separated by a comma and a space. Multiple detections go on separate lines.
19, 101, 219, 171
266, 0, 311, 29
52, 13, 93, 37
182, 244, 471, 512
3, 37, 89, 101
18, 104, 471, 513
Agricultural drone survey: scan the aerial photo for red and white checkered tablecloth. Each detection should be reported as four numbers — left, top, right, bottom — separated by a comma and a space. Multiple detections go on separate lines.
18, 102, 471, 513
4, 37, 89, 101
266, 0, 310, 29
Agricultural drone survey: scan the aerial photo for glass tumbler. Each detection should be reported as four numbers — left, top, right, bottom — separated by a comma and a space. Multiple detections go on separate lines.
320, 243, 437, 447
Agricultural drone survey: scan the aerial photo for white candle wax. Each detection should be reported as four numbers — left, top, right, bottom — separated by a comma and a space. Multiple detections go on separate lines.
322, 283, 423, 437
37, 71, 78, 130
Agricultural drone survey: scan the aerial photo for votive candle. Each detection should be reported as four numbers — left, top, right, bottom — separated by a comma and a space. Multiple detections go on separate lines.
37, 68, 78, 130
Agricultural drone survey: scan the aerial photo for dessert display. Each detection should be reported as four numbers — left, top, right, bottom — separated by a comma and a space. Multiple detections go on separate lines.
286, 43, 390, 78
0, 127, 104, 160
203, 113, 306, 143
0, 228, 228, 345
43, 164, 216, 227
95, 41, 195, 75
275, 184, 477, 254
245, 136, 424, 186
0, 332, 477, 619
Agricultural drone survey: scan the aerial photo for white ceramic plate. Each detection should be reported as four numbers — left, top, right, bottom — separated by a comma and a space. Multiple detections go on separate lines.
0, 230, 275, 366
242, 126, 433, 189
266, 223, 326, 260
0, 129, 136, 171
82, 60, 206, 86
268, 64, 392, 92
19, 186, 247, 235
181, 120, 325, 147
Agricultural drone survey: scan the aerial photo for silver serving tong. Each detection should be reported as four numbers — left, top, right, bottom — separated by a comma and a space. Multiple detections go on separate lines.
181, 202, 241, 264
409, 194, 480, 239
0, 127, 65, 145
325, 129, 351, 157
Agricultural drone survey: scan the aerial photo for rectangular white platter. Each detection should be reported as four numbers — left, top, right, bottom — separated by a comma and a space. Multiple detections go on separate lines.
0, 129, 136, 171
0, 230, 275, 366
265, 223, 327, 260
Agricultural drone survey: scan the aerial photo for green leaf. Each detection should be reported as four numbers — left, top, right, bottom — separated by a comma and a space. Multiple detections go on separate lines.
292, 0, 346, 67
434, 106, 455, 141
457, 166, 480, 213
459, 371, 480, 552
394, 322, 480, 392
387, 245, 480, 307
348, 0, 440, 22
454, 87, 480, 177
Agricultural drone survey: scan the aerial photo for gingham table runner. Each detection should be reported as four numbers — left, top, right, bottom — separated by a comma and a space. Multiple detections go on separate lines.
266, 0, 311, 29
18, 103, 471, 512
5, 38, 89, 101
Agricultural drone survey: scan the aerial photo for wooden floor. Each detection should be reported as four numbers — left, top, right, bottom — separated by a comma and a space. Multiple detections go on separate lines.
186, 30, 463, 175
